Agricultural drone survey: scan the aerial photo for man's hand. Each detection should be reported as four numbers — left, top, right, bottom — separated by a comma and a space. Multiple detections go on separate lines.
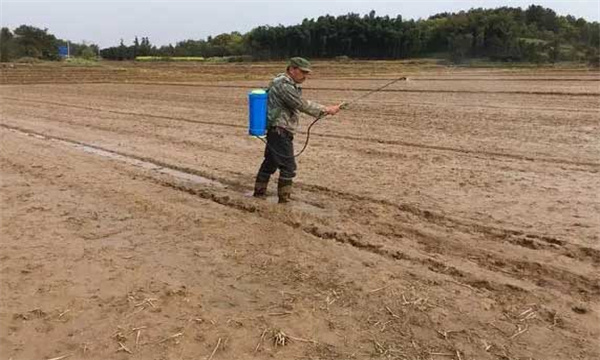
324, 103, 343, 116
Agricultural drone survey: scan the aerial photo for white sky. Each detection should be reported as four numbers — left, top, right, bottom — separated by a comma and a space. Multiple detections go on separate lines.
1, 0, 598, 48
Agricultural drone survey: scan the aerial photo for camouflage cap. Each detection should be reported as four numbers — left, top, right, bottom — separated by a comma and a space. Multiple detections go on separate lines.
288, 57, 312, 72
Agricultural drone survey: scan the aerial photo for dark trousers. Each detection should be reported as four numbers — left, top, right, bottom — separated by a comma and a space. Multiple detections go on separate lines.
256, 127, 296, 182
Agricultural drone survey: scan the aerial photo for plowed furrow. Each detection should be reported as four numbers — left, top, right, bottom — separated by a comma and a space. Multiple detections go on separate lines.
4, 96, 597, 169
3, 124, 597, 305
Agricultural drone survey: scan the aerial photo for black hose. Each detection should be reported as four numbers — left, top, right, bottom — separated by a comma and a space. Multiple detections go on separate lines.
254, 114, 324, 159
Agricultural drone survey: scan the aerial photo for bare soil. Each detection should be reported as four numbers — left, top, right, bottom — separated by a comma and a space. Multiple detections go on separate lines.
1, 61, 599, 360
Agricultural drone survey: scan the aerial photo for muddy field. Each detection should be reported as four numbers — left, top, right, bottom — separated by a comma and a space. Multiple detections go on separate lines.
0, 61, 599, 360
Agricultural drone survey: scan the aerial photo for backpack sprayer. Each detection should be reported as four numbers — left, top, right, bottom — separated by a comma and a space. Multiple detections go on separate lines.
248, 76, 408, 158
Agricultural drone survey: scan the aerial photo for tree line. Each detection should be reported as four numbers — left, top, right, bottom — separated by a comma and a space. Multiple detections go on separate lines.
98, 32, 247, 61
2, 5, 599, 65
0, 25, 98, 62
245, 6, 599, 64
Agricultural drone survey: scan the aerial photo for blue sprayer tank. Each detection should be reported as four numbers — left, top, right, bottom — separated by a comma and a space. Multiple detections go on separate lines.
248, 89, 268, 136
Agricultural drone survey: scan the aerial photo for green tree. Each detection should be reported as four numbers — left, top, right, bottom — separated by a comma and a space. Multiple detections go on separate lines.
133, 36, 140, 58
0, 27, 14, 62
118, 39, 128, 60
139, 37, 152, 56
13, 25, 59, 60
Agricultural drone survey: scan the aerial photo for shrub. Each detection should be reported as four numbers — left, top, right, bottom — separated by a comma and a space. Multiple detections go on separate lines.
15, 57, 41, 63
135, 56, 205, 62
64, 57, 100, 66
80, 47, 97, 60
334, 55, 351, 62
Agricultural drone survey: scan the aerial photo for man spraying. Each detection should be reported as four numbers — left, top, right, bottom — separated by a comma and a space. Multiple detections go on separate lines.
253, 57, 342, 203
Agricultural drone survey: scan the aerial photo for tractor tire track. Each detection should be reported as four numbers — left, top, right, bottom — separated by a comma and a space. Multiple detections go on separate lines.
296, 182, 600, 267
373, 223, 599, 300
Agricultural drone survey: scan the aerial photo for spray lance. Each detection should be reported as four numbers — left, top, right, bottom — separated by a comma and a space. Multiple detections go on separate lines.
248, 76, 408, 158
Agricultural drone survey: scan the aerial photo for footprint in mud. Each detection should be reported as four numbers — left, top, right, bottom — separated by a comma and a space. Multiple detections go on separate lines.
571, 303, 591, 315
243, 191, 330, 216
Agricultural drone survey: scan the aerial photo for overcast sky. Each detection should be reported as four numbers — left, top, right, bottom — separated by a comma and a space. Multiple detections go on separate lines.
1, 0, 598, 48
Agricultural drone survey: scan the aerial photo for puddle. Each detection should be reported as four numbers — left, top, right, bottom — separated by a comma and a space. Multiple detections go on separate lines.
4, 125, 222, 188
74, 144, 225, 187
158, 167, 224, 187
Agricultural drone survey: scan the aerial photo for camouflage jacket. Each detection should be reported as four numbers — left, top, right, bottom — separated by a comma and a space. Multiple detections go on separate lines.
266, 73, 326, 134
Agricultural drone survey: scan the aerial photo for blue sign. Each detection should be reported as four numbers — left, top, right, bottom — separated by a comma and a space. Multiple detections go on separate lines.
58, 45, 68, 57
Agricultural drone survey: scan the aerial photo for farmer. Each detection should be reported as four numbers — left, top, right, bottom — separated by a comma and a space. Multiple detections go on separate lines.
253, 57, 342, 203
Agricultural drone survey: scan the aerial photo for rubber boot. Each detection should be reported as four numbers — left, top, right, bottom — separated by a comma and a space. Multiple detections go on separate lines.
278, 178, 293, 204
253, 178, 269, 199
